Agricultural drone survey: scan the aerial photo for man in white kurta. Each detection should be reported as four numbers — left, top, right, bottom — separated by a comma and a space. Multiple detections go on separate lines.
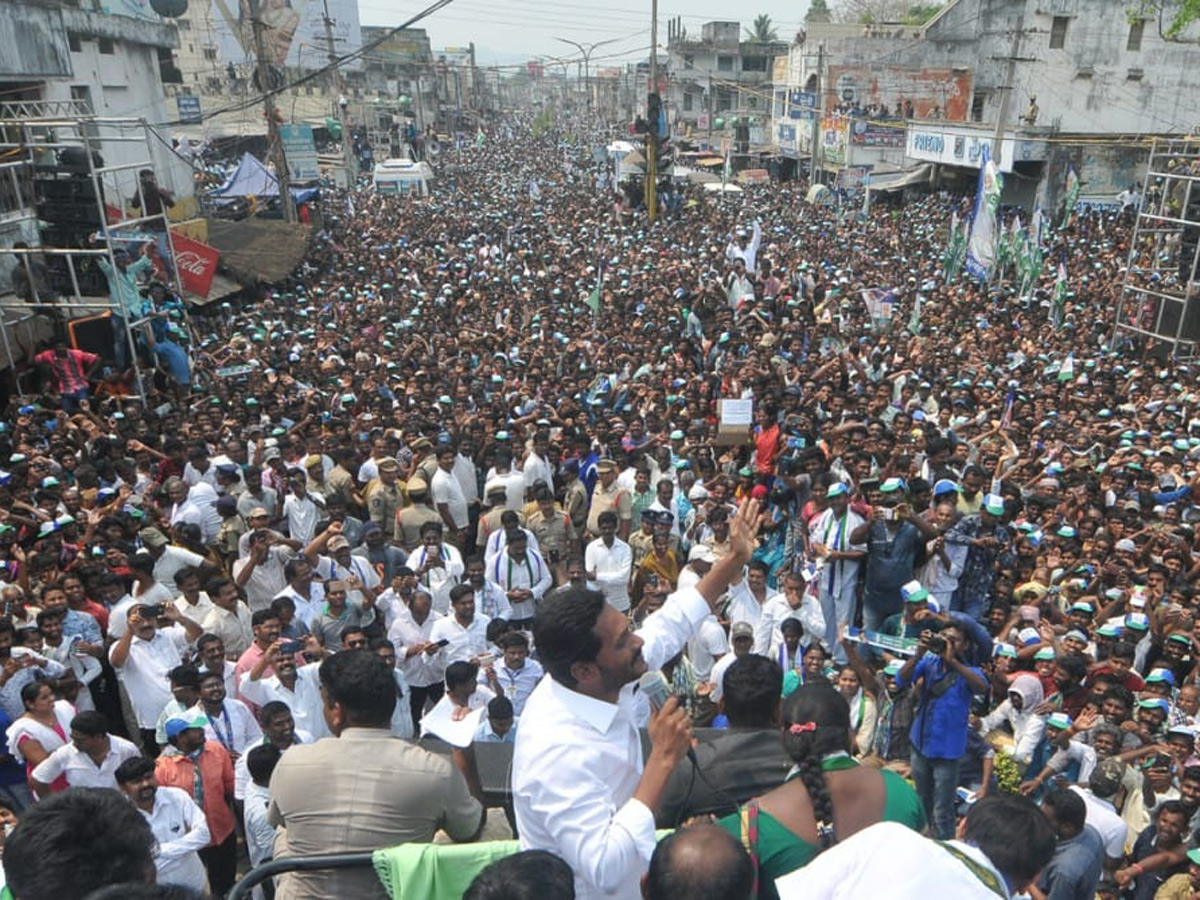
807, 482, 865, 663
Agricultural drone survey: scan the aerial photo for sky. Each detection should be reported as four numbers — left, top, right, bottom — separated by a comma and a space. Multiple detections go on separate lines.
356, 0, 816, 68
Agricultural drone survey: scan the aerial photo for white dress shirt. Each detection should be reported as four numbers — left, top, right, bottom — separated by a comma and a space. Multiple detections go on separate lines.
512, 585, 712, 900
726, 582, 781, 655
233, 729, 315, 800
432, 467, 470, 530
189, 698, 262, 756
243, 780, 275, 868
430, 614, 492, 666
482, 658, 545, 716
409, 543, 465, 614
584, 537, 633, 612
238, 664, 328, 740
487, 548, 552, 620
483, 527, 542, 568
110, 631, 185, 728
141, 785, 211, 892
686, 615, 728, 681
31, 734, 140, 789
389, 607, 445, 689
775, 821, 1008, 900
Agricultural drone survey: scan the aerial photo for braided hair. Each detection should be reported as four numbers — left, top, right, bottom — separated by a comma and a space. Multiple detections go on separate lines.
781, 683, 852, 852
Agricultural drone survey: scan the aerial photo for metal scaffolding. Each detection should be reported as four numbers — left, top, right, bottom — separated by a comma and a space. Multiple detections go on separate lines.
1113, 136, 1200, 358
0, 101, 188, 401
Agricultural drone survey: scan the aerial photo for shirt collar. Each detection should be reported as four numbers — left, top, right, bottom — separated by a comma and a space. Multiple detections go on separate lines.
548, 675, 620, 734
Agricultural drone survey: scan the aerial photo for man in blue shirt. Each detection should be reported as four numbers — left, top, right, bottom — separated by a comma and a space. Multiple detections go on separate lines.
897, 620, 987, 839
850, 478, 939, 631
93, 238, 154, 370
1038, 788, 1104, 900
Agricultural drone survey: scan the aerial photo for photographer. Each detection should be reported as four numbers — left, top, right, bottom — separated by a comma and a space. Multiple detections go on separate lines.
896, 620, 988, 840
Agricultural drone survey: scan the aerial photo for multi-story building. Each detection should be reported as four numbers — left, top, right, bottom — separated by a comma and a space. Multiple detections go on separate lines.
0, 0, 190, 266
771, 0, 1200, 207
665, 20, 788, 148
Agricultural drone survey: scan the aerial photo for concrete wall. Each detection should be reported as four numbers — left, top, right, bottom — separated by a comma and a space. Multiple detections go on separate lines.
0, 4, 72, 78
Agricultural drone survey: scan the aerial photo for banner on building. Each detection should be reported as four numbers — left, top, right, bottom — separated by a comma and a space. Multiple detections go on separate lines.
820, 116, 848, 166
209, 0, 362, 70
849, 118, 903, 147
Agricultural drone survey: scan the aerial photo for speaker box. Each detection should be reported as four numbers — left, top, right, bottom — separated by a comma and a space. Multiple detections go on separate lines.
68, 311, 120, 365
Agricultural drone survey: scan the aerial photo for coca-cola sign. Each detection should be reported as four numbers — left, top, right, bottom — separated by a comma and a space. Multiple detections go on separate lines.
170, 232, 219, 297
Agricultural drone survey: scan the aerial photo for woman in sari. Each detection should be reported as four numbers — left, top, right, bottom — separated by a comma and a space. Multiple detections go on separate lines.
5, 681, 73, 797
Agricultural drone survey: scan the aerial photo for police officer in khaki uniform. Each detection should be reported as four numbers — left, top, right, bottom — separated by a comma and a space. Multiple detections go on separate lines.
526, 484, 578, 586
395, 477, 443, 552
586, 458, 632, 541
475, 484, 522, 554
560, 459, 588, 537
366, 457, 405, 542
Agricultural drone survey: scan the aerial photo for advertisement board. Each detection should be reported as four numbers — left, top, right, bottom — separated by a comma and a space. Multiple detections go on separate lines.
821, 116, 848, 166
827, 65, 973, 121
171, 231, 220, 298
279, 124, 320, 182
208, 0, 362, 71
176, 95, 202, 125
848, 118, 904, 147
905, 126, 1048, 173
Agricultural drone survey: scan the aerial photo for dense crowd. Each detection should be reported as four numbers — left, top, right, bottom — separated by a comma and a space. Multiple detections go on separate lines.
0, 110, 1197, 900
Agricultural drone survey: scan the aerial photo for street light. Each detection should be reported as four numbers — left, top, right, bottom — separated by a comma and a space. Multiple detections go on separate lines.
554, 36, 623, 111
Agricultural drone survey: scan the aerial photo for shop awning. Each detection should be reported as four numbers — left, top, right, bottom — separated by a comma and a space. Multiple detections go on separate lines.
867, 164, 933, 192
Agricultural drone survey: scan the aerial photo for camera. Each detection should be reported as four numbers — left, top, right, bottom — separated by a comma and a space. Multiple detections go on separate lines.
926, 635, 946, 654
139, 604, 164, 619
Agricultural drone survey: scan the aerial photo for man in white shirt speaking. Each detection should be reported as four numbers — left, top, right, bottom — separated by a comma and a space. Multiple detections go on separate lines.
512, 498, 760, 900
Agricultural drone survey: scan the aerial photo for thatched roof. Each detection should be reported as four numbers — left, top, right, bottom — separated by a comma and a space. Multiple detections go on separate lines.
205, 218, 312, 285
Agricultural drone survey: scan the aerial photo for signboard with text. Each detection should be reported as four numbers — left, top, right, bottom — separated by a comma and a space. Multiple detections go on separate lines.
170, 231, 220, 298
176, 95, 202, 124
849, 118, 903, 147
279, 124, 320, 183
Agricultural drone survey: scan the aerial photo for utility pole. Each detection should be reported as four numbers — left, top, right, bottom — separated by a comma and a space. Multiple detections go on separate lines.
809, 41, 824, 185
645, 0, 658, 222
321, 0, 355, 187
991, 26, 1035, 161
251, 0, 295, 222
555, 37, 622, 113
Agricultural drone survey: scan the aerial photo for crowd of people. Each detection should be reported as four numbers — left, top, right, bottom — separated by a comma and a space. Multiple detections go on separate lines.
0, 108, 1194, 900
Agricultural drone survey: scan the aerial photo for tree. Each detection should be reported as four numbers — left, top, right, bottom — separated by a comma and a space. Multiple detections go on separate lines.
805, 0, 833, 23
745, 14, 780, 42
832, 0, 942, 23
1127, 0, 1200, 41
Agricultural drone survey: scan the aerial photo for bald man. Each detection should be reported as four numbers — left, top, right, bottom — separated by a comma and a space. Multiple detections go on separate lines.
642, 824, 754, 900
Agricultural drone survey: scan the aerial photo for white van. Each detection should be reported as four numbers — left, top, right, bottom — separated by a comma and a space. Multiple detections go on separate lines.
372, 158, 434, 196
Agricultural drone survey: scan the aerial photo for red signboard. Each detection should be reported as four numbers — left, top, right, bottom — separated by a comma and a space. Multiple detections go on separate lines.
171, 231, 220, 297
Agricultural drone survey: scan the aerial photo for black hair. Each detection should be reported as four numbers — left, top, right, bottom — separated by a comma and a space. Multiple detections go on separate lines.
962, 796, 1057, 890
84, 884, 203, 900
168, 664, 201, 688
446, 660, 479, 692
533, 588, 607, 688
246, 743, 282, 787
488, 696, 514, 719
463, 849, 575, 900
419, 520, 444, 538
1109, 640, 1136, 662
196, 633, 224, 653
723, 656, 782, 728
251, 608, 279, 628
499, 631, 529, 650
644, 824, 754, 900
204, 576, 234, 598
1042, 787, 1086, 834
318, 649, 396, 727
1056, 653, 1088, 683
114, 756, 156, 785
70, 711, 109, 737
780, 684, 851, 852
597, 510, 618, 529
259, 700, 292, 726
5, 788, 156, 900
20, 678, 53, 709
450, 582, 474, 604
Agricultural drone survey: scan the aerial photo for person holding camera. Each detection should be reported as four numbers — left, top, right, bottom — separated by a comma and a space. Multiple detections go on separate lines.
896, 620, 988, 840
849, 478, 939, 632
